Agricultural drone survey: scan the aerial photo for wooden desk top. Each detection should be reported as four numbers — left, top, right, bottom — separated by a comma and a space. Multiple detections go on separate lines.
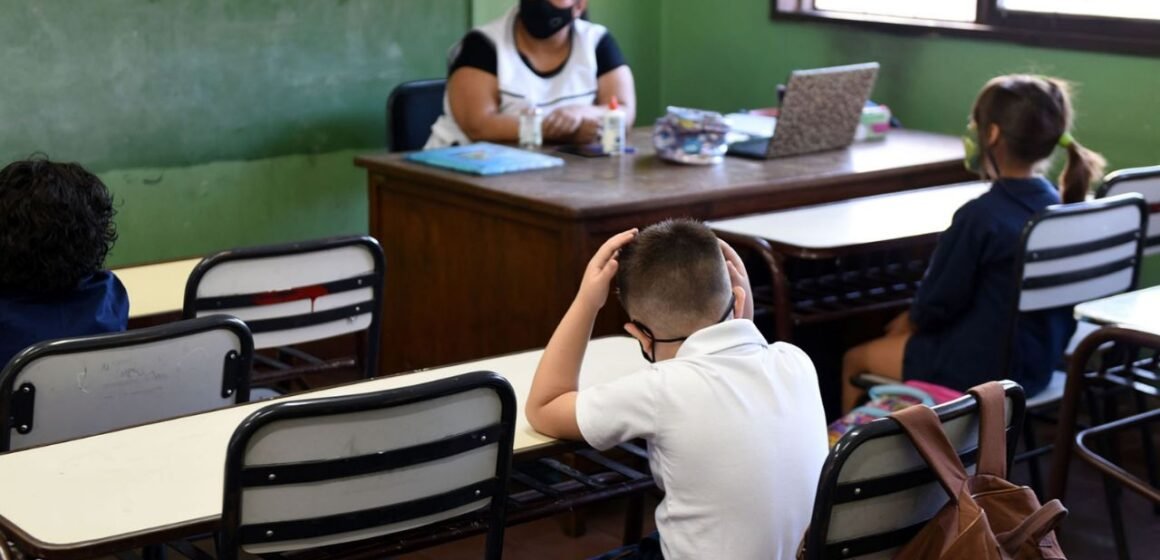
356, 129, 967, 220
0, 337, 643, 552
1074, 286, 1160, 334
113, 258, 201, 319
709, 182, 989, 258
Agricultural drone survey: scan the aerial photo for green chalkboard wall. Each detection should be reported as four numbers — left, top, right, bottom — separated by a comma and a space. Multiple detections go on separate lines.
0, 0, 468, 171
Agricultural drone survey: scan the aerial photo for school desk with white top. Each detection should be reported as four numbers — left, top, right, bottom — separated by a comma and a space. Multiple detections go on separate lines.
1073, 285, 1160, 334
113, 257, 201, 322
710, 182, 989, 339
0, 337, 645, 559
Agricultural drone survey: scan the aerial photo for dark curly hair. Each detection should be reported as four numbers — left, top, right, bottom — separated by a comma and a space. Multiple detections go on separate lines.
0, 157, 117, 294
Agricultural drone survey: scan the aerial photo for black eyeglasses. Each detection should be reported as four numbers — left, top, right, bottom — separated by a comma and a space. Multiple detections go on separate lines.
629, 294, 736, 363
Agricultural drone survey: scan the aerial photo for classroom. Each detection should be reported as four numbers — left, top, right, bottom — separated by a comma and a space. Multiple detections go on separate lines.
1, 0, 1158, 558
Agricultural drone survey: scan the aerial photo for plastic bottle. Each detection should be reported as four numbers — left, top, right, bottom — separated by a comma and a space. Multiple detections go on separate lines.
519, 101, 543, 150
601, 96, 626, 155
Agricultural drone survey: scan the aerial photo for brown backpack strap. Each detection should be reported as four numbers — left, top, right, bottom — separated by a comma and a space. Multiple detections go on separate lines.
997, 499, 1068, 553
967, 381, 1009, 478
891, 404, 969, 499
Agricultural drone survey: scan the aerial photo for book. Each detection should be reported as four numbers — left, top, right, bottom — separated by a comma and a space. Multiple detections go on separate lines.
405, 142, 565, 176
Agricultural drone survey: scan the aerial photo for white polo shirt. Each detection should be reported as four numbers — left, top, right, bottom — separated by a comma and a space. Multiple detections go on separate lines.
576, 320, 828, 560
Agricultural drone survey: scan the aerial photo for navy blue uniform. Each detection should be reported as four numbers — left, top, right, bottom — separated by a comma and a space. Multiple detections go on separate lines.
904, 177, 1076, 396
0, 271, 129, 369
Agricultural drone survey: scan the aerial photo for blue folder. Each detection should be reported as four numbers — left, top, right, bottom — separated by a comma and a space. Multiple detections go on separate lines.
405, 143, 565, 176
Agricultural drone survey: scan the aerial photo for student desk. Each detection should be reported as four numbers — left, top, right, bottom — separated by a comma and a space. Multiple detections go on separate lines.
0, 337, 644, 559
357, 128, 971, 373
1047, 286, 1160, 502
114, 257, 201, 324
1073, 285, 1160, 334
710, 182, 988, 339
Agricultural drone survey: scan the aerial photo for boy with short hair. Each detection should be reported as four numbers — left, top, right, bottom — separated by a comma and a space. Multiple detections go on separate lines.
526, 219, 828, 559
0, 157, 129, 367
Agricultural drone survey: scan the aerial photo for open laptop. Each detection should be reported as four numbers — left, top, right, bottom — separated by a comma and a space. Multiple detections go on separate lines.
728, 62, 880, 160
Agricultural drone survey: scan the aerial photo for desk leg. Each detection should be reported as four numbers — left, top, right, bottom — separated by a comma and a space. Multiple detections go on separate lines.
767, 252, 793, 342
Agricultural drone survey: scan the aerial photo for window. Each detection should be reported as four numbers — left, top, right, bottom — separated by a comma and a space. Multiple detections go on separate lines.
999, 1, 1160, 21
774, 0, 1160, 55
813, 0, 974, 22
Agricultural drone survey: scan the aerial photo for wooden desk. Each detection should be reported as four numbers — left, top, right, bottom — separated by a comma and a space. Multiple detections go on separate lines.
710, 182, 988, 339
358, 128, 971, 373
1073, 286, 1160, 334
0, 337, 642, 559
113, 258, 201, 321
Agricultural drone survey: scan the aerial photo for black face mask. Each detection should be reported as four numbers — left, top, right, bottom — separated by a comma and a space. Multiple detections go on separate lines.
519, 0, 575, 40
630, 294, 737, 363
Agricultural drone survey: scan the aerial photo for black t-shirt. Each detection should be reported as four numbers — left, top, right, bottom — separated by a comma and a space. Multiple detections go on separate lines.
449, 29, 627, 79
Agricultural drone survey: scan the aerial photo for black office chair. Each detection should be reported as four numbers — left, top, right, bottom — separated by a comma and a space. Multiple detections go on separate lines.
386, 78, 447, 152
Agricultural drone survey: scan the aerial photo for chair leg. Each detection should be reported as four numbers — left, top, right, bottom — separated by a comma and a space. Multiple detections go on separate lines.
1023, 415, 1044, 498
1131, 389, 1160, 515
1102, 470, 1133, 560
1088, 387, 1132, 560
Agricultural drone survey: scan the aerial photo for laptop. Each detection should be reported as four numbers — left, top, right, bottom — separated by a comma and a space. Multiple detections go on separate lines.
728, 62, 880, 160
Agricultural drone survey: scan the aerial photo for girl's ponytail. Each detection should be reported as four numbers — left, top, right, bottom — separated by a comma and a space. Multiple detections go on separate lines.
1059, 134, 1106, 204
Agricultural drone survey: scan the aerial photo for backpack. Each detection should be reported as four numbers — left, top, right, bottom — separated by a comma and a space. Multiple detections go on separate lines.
827, 381, 963, 446
891, 382, 1068, 559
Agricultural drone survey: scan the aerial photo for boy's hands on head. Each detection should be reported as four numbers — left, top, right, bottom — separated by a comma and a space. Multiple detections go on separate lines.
719, 239, 755, 321
527, 228, 638, 442
576, 229, 637, 313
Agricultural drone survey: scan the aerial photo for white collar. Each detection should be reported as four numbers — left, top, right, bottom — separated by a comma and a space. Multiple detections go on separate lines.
675, 319, 768, 359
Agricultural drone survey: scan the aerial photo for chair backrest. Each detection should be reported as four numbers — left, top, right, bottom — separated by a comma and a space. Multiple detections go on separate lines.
1098, 165, 1160, 256
219, 371, 514, 560
183, 236, 384, 377
386, 79, 447, 152
1015, 193, 1147, 313
0, 315, 253, 451
803, 381, 1026, 560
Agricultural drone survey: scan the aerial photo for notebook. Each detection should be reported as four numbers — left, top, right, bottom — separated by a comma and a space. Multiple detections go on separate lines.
405, 143, 565, 176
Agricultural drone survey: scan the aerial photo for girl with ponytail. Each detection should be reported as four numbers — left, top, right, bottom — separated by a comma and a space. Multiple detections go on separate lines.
841, 74, 1102, 412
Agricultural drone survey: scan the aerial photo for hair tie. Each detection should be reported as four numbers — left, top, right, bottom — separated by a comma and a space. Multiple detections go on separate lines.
1058, 132, 1075, 149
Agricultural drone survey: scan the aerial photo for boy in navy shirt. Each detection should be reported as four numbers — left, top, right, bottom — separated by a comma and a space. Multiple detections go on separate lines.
0, 158, 129, 367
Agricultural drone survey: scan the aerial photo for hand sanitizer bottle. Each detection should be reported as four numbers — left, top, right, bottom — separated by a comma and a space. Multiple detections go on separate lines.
601, 96, 626, 155
519, 100, 543, 150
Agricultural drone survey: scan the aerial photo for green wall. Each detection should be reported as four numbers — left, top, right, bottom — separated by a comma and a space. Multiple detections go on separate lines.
7, 0, 1156, 270
1, 0, 468, 267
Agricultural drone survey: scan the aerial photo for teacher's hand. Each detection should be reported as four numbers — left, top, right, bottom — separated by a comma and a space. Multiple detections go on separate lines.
573, 117, 601, 145
542, 106, 583, 141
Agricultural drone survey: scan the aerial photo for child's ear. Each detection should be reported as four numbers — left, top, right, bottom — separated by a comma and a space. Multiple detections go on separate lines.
624, 322, 651, 351
732, 286, 746, 319
986, 123, 1002, 147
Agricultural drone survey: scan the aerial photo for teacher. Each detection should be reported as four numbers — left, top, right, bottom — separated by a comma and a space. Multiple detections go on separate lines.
426, 0, 636, 149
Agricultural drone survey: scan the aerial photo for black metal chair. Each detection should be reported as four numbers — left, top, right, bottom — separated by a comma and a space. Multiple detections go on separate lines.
1007, 194, 1148, 494
1048, 325, 1160, 560
853, 194, 1149, 494
183, 235, 385, 387
1098, 165, 1160, 257
386, 78, 447, 152
802, 380, 1026, 559
0, 315, 253, 452
217, 371, 514, 560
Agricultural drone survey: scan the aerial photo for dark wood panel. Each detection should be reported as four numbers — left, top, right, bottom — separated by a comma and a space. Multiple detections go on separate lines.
374, 178, 577, 374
